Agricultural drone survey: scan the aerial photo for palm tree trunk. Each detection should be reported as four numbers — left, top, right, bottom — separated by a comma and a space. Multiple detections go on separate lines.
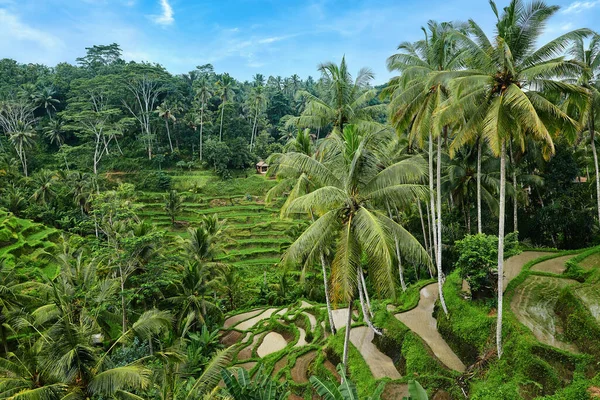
320, 253, 336, 335
251, 107, 259, 148
510, 141, 517, 232
342, 299, 353, 372
219, 103, 225, 142
590, 115, 600, 227
437, 134, 448, 315
165, 120, 174, 152
357, 267, 381, 335
359, 268, 373, 317
477, 137, 483, 234
497, 140, 507, 359
428, 133, 438, 270
200, 104, 204, 161
417, 201, 430, 257
387, 202, 407, 291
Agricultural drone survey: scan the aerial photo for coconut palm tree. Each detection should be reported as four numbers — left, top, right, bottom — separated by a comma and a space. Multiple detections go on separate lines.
44, 118, 70, 171
446, 0, 587, 357
30, 169, 58, 205
384, 20, 467, 314
194, 78, 213, 161
33, 86, 60, 119
290, 57, 385, 136
163, 190, 183, 226
215, 74, 236, 142
278, 125, 429, 369
249, 85, 268, 149
566, 34, 600, 227
8, 120, 36, 177
155, 101, 177, 152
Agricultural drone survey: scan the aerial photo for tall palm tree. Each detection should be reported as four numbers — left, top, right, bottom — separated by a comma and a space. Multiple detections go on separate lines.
33, 86, 60, 119
30, 169, 58, 205
447, 0, 587, 357
44, 118, 70, 171
566, 34, 600, 227
195, 78, 213, 161
278, 125, 429, 369
8, 120, 36, 177
155, 101, 177, 152
215, 74, 236, 142
384, 20, 467, 314
290, 56, 385, 135
249, 85, 268, 149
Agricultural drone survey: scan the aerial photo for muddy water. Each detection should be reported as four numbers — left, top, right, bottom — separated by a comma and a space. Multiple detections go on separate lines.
349, 326, 402, 379
257, 332, 288, 357
395, 284, 466, 372
510, 275, 578, 352
236, 308, 278, 331
224, 309, 263, 328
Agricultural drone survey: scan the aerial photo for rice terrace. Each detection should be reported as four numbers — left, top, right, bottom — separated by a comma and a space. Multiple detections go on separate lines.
0, 0, 600, 399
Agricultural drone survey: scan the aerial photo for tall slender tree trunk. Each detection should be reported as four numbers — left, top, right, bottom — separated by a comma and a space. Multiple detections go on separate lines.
165, 120, 174, 152
590, 114, 600, 227
437, 134, 448, 315
342, 299, 353, 372
387, 202, 407, 291
251, 107, 259, 148
359, 268, 373, 317
477, 138, 483, 234
510, 141, 518, 232
320, 253, 336, 335
199, 105, 205, 161
497, 140, 507, 359
418, 201, 430, 256
219, 103, 225, 142
357, 267, 381, 335
428, 133, 438, 270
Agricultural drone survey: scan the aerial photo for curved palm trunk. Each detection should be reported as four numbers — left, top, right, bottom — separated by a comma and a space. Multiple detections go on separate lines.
497, 140, 507, 358
165, 120, 174, 152
357, 267, 381, 335
251, 106, 259, 148
477, 138, 483, 234
437, 134, 448, 315
590, 115, 600, 227
320, 253, 337, 335
359, 268, 373, 317
342, 299, 353, 372
510, 141, 518, 232
219, 103, 225, 142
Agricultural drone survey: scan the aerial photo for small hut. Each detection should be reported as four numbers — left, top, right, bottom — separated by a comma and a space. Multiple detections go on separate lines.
256, 160, 268, 174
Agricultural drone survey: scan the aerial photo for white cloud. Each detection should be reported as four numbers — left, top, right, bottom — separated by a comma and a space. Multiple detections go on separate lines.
562, 1, 600, 14
0, 9, 63, 49
152, 0, 174, 26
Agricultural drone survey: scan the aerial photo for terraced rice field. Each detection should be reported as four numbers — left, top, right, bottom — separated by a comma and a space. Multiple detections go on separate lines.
510, 275, 578, 352
0, 211, 60, 277
135, 175, 301, 276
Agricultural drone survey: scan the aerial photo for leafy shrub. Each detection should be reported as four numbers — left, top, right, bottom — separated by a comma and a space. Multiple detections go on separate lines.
454, 234, 498, 298
139, 171, 172, 192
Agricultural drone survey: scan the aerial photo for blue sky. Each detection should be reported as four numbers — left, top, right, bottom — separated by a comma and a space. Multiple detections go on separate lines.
0, 0, 599, 84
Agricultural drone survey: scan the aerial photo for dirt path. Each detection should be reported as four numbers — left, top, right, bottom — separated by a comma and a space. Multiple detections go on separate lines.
510, 275, 578, 352
224, 309, 263, 328
350, 326, 402, 379
531, 255, 574, 274
291, 351, 317, 383
395, 284, 466, 372
257, 332, 287, 357
504, 251, 552, 288
236, 308, 278, 331
237, 333, 263, 360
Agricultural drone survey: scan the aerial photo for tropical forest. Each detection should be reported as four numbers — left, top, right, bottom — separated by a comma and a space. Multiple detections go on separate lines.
0, 0, 599, 399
